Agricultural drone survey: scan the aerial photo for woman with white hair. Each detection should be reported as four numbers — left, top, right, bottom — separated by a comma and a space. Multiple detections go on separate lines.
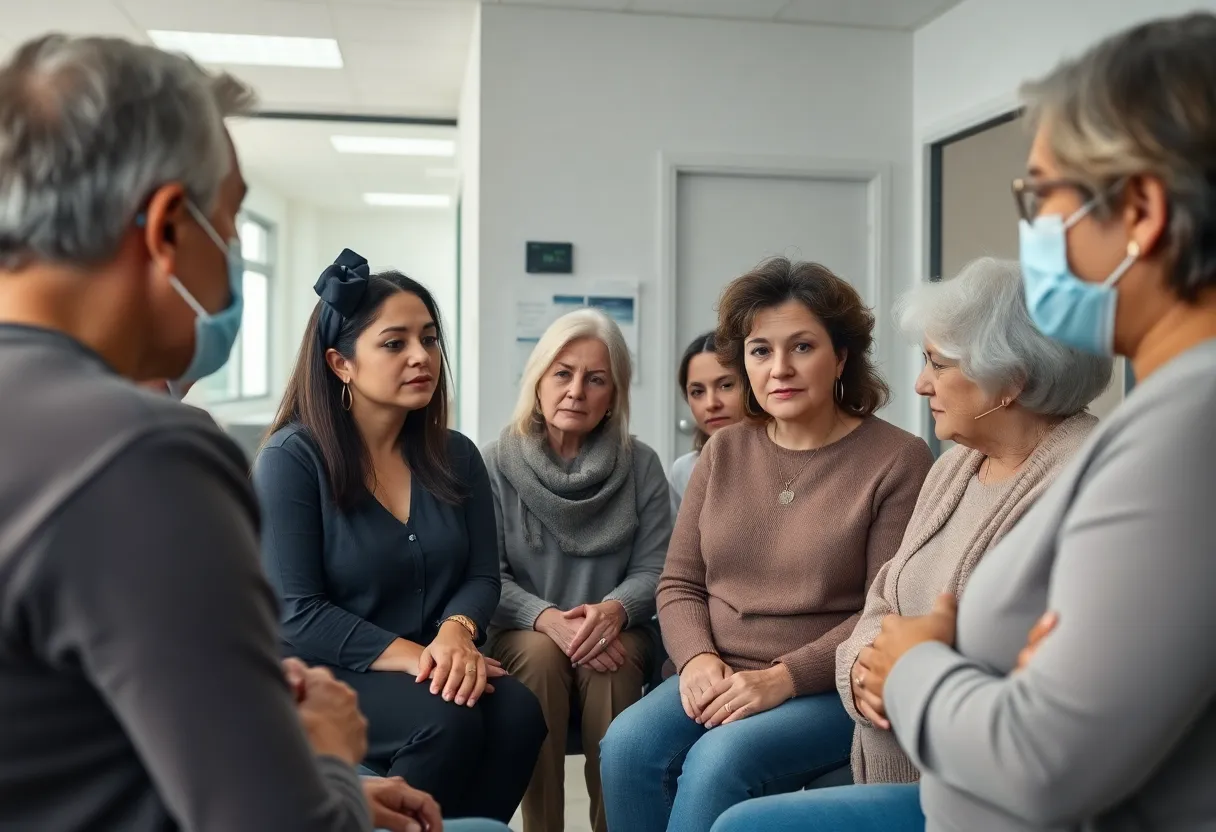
709, 256, 1112, 831
482, 308, 671, 832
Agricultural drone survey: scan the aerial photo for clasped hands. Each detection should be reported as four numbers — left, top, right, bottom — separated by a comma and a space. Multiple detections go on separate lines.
282, 659, 443, 831
678, 653, 796, 728
536, 600, 629, 672
417, 621, 508, 707
851, 594, 1057, 731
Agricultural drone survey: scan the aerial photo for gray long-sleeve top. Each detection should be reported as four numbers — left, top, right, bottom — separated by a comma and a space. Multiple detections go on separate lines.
885, 338, 1216, 832
482, 437, 671, 630
0, 324, 369, 832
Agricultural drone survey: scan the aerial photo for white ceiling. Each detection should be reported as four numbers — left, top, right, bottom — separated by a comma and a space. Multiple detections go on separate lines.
490, 0, 965, 30
229, 118, 459, 212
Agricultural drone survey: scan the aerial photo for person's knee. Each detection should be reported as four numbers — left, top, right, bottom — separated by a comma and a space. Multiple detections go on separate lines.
492, 675, 548, 746
599, 695, 650, 767
497, 630, 570, 684
401, 701, 485, 764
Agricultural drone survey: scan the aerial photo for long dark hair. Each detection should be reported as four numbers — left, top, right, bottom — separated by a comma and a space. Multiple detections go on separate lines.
716, 257, 890, 418
267, 270, 462, 508
679, 330, 719, 451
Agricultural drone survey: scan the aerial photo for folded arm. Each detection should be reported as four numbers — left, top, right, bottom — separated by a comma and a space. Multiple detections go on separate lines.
604, 447, 671, 627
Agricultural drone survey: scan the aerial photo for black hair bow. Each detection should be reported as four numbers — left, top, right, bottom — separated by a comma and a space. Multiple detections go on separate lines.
314, 248, 370, 348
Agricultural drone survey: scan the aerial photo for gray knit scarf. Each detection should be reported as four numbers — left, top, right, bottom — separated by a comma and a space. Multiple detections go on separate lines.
495, 425, 637, 557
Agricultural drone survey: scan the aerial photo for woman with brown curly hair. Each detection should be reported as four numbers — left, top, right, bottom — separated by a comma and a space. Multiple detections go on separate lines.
600, 257, 933, 832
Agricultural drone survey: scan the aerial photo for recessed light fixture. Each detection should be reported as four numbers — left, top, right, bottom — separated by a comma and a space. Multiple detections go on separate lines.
363, 193, 452, 208
148, 31, 343, 69
331, 136, 456, 157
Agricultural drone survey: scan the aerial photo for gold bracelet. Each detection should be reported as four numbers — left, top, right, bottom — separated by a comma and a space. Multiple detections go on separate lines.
443, 615, 478, 640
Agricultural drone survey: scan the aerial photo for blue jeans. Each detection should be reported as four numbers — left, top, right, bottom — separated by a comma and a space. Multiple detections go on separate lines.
600, 676, 853, 832
711, 784, 924, 832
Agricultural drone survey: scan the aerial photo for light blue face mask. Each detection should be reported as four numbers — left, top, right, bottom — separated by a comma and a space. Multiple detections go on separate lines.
167, 201, 244, 385
1018, 201, 1139, 356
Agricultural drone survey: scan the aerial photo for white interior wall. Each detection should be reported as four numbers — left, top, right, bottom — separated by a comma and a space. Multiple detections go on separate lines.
458, 6, 482, 440
476, 4, 917, 458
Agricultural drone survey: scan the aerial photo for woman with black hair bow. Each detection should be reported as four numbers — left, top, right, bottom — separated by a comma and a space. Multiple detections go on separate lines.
253, 250, 546, 823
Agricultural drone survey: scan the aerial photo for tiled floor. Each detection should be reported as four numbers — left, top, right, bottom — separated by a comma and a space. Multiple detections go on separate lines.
509, 755, 594, 832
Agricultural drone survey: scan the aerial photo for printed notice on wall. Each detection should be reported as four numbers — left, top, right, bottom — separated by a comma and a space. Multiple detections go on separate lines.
514, 278, 640, 384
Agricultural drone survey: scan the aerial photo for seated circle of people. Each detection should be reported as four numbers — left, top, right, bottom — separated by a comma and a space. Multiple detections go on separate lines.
481, 308, 672, 832
599, 257, 935, 832
251, 249, 547, 823
709, 256, 1113, 832
669, 330, 745, 515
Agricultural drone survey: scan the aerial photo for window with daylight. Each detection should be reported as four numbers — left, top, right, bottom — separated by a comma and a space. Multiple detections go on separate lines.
191, 212, 273, 403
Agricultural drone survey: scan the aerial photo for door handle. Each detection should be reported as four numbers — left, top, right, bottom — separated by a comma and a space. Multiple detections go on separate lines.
677, 418, 695, 435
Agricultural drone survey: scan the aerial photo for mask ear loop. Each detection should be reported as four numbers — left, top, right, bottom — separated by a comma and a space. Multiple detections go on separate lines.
1104, 240, 1141, 287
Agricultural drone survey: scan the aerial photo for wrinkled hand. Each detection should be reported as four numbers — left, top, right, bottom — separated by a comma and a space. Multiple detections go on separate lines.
564, 601, 627, 665
1016, 611, 1057, 672
288, 660, 368, 766
418, 622, 488, 707
582, 636, 629, 673
699, 666, 795, 728
362, 776, 443, 832
850, 653, 890, 730
678, 653, 733, 723
870, 594, 958, 700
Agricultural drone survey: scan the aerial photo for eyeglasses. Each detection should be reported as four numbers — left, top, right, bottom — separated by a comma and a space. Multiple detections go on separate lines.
1011, 177, 1095, 223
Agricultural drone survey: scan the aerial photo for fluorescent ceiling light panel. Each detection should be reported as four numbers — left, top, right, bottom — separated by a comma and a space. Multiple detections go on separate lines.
363, 193, 452, 208
331, 136, 456, 157
148, 31, 343, 69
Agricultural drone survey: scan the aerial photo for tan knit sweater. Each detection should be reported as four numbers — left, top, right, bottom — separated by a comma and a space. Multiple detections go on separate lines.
835, 411, 1098, 784
657, 417, 933, 696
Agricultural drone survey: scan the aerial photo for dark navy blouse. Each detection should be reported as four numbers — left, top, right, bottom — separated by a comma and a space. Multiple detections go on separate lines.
253, 425, 500, 671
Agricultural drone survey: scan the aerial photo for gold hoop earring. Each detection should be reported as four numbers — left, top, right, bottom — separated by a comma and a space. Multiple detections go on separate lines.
835, 377, 845, 404
341, 383, 353, 411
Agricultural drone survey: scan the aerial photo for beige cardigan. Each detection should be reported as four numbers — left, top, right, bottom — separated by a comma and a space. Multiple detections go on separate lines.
834, 411, 1098, 785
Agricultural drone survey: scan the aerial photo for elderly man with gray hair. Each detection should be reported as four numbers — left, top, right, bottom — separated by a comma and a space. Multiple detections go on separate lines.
0, 34, 378, 832
710, 256, 1112, 832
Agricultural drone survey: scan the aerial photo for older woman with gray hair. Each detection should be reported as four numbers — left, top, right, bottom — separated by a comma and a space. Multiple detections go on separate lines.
710, 256, 1111, 832
482, 308, 671, 832
843, 12, 1216, 832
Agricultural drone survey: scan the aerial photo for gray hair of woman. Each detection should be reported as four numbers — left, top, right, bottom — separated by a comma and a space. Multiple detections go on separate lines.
897, 257, 1113, 415
1019, 11, 1216, 301
510, 307, 633, 446
0, 35, 254, 270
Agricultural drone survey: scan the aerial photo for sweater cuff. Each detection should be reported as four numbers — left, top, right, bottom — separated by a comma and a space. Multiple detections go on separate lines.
603, 592, 651, 629
660, 602, 718, 672
513, 597, 557, 631
835, 642, 868, 725
315, 755, 373, 832
884, 640, 968, 771
775, 644, 836, 697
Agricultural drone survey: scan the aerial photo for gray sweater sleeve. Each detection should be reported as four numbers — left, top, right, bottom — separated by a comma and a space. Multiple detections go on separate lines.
885, 409, 1216, 828
26, 432, 371, 832
604, 444, 672, 626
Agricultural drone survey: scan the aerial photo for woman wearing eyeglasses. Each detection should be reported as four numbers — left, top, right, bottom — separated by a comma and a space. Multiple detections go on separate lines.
783, 13, 1216, 832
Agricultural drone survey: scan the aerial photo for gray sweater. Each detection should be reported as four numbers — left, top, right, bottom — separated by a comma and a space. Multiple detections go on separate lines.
886, 338, 1216, 832
0, 325, 369, 832
482, 437, 672, 630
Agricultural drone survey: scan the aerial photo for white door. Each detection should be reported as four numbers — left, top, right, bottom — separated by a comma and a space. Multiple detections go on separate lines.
672, 172, 873, 461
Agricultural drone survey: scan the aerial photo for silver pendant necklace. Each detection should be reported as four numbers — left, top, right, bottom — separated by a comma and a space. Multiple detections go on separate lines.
771, 416, 836, 506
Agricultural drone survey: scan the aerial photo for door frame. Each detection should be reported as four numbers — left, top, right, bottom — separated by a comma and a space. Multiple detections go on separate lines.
656, 152, 892, 467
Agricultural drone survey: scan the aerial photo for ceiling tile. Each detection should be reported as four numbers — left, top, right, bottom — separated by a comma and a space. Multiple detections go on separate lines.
0, 2, 146, 44
231, 65, 357, 108
777, 0, 961, 29
498, 0, 630, 11
118, 0, 336, 39
626, 0, 788, 22
328, 1, 475, 48
341, 41, 463, 116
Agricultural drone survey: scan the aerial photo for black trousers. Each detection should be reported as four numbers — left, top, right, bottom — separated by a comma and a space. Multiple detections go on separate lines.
335, 668, 547, 822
